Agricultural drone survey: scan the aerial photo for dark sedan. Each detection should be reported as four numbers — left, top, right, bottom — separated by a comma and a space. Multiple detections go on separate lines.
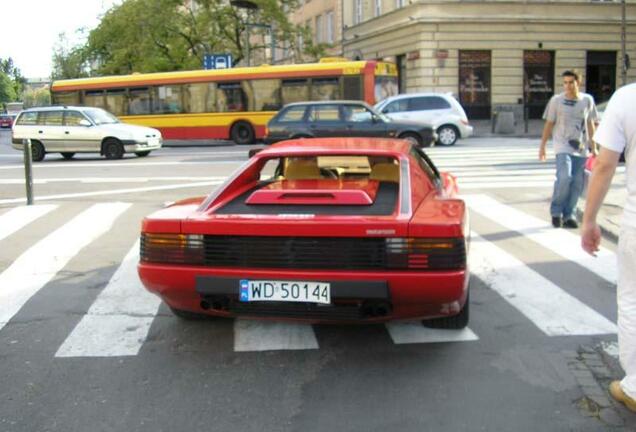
264, 101, 436, 147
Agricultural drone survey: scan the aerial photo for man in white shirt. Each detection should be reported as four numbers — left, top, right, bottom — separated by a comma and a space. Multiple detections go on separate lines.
582, 83, 636, 412
540, 70, 598, 228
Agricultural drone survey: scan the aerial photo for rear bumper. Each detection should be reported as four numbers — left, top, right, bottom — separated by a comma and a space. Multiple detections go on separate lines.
459, 124, 474, 138
138, 263, 469, 323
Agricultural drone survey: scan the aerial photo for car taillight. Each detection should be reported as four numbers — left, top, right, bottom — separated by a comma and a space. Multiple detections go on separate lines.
461, 119, 469, 125
140, 233, 204, 264
385, 238, 465, 270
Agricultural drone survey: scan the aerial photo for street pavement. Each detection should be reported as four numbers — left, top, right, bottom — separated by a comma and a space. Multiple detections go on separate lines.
0, 130, 633, 430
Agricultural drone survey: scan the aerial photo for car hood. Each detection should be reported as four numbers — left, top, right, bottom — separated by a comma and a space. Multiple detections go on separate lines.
96, 123, 161, 138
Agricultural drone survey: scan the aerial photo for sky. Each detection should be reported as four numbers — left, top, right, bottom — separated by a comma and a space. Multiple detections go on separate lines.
1, 0, 121, 79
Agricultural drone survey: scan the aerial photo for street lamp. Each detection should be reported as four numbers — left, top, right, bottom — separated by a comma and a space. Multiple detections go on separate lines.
230, 0, 274, 66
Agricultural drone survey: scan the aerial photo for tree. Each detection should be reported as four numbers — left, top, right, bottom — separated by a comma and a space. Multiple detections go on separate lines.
22, 87, 51, 108
0, 71, 17, 104
0, 57, 26, 99
78, 0, 326, 76
52, 32, 91, 80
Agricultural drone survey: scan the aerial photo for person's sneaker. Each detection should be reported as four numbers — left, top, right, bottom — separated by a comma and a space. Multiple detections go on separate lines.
551, 216, 562, 228
609, 381, 636, 412
562, 218, 579, 229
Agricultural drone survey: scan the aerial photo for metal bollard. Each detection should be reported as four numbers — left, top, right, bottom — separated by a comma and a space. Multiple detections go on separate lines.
23, 139, 34, 205
524, 106, 529, 134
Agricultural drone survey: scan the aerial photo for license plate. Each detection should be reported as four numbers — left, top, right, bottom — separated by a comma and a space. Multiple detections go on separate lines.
239, 279, 330, 304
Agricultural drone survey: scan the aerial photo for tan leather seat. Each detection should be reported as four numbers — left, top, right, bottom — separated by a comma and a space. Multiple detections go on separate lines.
285, 160, 322, 180
369, 162, 399, 182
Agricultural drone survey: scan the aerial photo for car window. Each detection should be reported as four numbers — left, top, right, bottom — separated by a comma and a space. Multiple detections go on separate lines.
409, 96, 451, 111
345, 105, 374, 123
39, 111, 64, 126
84, 108, 119, 125
384, 99, 408, 113
16, 112, 38, 125
64, 111, 88, 126
277, 106, 306, 122
307, 105, 341, 122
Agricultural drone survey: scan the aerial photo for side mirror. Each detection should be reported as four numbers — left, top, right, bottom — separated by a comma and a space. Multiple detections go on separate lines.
372, 114, 380, 123
79, 119, 92, 127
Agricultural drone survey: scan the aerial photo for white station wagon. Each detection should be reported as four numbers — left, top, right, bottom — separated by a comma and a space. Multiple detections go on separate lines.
12, 106, 162, 161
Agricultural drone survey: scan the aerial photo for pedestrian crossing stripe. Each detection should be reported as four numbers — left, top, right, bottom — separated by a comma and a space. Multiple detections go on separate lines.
469, 232, 617, 336
0, 204, 57, 242
464, 194, 617, 284
55, 241, 161, 358
0, 202, 131, 332
0, 192, 620, 356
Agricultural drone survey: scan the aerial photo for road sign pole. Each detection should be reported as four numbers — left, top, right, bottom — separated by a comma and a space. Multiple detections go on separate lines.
23, 139, 34, 205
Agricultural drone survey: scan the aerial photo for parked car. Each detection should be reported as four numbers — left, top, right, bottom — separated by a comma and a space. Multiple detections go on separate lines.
138, 137, 469, 327
0, 113, 16, 129
374, 92, 473, 146
264, 101, 436, 147
11, 106, 162, 161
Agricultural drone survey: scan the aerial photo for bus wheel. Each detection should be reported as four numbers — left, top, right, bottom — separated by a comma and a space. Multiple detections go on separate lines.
103, 138, 124, 160
231, 122, 255, 145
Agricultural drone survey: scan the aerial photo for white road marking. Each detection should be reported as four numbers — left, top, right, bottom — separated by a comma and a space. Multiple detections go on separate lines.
385, 323, 479, 344
470, 232, 617, 336
465, 194, 617, 284
458, 181, 555, 189
0, 176, 225, 185
0, 180, 224, 205
0, 204, 57, 241
0, 202, 130, 331
0, 160, 241, 170
56, 242, 161, 357
233, 319, 319, 352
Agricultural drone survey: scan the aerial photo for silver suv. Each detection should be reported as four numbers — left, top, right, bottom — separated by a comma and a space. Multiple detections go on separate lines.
375, 93, 473, 146
12, 106, 162, 161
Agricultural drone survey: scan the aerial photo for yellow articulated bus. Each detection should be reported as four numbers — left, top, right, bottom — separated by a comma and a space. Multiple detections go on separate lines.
50, 59, 398, 145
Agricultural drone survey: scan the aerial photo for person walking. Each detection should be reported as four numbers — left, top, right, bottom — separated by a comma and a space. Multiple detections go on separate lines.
540, 70, 598, 228
582, 83, 636, 412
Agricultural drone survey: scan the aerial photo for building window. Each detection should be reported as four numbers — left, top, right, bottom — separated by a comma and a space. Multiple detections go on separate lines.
375, 0, 382, 16
354, 0, 362, 24
396, 0, 405, 7
326, 11, 334, 44
458, 50, 491, 119
315, 14, 323, 43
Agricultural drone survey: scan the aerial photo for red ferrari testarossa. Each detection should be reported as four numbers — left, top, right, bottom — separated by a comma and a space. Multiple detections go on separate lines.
138, 137, 469, 327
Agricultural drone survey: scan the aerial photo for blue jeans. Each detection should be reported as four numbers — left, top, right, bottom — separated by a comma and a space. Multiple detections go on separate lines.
551, 153, 586, 220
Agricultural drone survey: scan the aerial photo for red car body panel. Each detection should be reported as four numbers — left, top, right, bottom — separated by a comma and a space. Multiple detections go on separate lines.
138, 138, 469, 323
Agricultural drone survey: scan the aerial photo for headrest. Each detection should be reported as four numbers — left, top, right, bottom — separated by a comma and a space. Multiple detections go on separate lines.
285, 160, 321, 180
369, 162, 399, 183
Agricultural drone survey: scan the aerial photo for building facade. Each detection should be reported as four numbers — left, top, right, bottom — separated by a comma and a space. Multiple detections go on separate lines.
335, 0, 635, 118
287, 0, 344, 61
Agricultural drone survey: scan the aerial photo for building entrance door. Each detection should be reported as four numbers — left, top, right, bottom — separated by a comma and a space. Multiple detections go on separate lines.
586, 51, 616, 104
458, 50, 491, 119
524, 51, 554, 119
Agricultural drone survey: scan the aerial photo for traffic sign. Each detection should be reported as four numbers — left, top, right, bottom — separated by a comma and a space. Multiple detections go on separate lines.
204, 54, 233, 70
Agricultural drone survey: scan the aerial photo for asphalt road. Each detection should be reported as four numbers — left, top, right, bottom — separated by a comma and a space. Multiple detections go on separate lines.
0, 129, 632, 431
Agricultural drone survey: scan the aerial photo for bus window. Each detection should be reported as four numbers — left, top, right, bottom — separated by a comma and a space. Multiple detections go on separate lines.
184, 83, 216, 113
154, 85, 183, 114
375, 76, 399, 102
54, 91, 79, 106
281, 79, 309, 105
249, 79, 281, 111
217, 82, 246, 112
312, 78, 340, 101
343, 76, 362, 100
128, 87, 151, 115
105, 89, 127, 116
84, 90, 106, 109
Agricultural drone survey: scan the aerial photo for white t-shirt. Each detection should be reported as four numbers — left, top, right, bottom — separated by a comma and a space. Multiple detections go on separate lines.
593, 83, 636, 229
543, 92, 598, 156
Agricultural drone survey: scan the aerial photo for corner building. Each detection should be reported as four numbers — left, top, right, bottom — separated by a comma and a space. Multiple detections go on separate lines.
337, 0, 635, 119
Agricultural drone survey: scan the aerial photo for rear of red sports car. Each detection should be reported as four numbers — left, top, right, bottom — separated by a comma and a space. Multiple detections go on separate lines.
138, 138, 470, 327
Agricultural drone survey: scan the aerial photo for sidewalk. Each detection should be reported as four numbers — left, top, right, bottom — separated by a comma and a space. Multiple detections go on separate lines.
471, 118, 625, 243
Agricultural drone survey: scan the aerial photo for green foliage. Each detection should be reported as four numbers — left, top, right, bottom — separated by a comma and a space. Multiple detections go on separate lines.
52, 0, 327, 78
0, 71, 17, 104
22, 87, 51, 108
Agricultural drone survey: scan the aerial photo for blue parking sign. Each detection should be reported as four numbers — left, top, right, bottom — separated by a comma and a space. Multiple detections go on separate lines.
204, 54, 233, 70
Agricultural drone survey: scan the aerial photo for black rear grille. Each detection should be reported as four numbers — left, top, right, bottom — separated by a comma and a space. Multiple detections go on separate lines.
201, 236, 465, 271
